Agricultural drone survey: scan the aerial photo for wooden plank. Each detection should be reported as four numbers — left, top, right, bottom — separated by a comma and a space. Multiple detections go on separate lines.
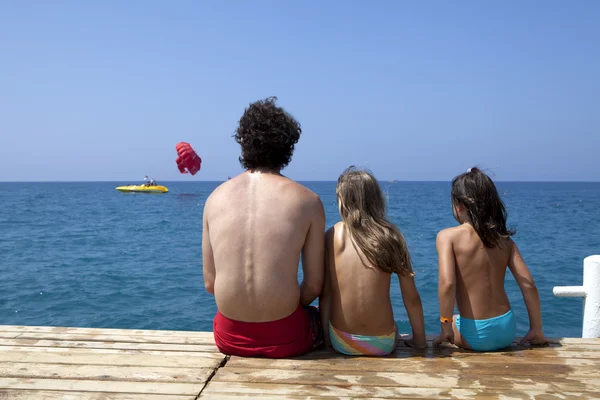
534, 337, 600, 345
496, 342, 600, 351
3, 327, 598, 347
0, 377, 204, 395
0, 334, 596, 353
411, 341, 600, 350
199, 396, 385, 400
4, 326, 598, 346
0, 332, 20, 340
430, 343, 600, 353
211, 366, 600, 393
0, 350, 224, 368
202, 381, 592, 399
402, 347, 600, 359
2, 332, 216, 345
0, 390, 194, 400
3, 327, 598, 346
0, 346, 223, 359
200, 393, 595, 400
385, 344, 600, 358
201, 395, 594, 400
0, 363, 214, 383
0, 325, 213, 338
226, 354, 600, 372
263, 345, 600, 362
398, 333, 600, 346
0, 338, 219, 352
423, 339, 600, 348
394, 349, 600, 360
293, 346, 600, 361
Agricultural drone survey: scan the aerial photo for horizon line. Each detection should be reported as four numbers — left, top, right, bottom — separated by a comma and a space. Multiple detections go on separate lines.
1, 180, 599, 184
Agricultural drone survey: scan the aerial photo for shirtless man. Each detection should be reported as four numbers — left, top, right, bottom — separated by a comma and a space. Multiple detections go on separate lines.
202, 97, 325, 358
434, 167, 549, 351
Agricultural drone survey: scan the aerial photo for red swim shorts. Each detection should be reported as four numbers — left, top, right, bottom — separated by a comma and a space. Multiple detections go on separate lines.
213, 304, 323, 358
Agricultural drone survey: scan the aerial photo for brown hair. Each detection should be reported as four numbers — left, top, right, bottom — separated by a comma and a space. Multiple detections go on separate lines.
233, 97, 301, 171
451, 167, 516, 248
336, 166, 413, 276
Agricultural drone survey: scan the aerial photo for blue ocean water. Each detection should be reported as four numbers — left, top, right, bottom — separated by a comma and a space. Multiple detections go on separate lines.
1, 181, 599, 338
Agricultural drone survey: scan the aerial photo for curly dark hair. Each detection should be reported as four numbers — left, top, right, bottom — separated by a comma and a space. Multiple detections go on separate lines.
234, 97, 302, 171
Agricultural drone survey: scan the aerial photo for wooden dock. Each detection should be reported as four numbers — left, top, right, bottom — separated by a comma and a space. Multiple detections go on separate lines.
1, 325, 599, 399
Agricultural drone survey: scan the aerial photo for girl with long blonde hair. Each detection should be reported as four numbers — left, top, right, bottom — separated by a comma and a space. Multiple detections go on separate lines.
319, 166, 427, 355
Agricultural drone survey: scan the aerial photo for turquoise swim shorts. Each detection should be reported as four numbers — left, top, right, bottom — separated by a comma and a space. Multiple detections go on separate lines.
456, 309, 516, 351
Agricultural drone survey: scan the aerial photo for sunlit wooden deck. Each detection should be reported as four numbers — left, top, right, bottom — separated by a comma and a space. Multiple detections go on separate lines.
1, 325, 599, 399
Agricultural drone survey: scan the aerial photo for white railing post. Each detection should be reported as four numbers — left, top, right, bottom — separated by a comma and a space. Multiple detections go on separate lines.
553, 255, 600, 338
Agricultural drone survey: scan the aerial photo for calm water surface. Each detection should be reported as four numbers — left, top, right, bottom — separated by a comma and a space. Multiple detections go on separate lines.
1, 181, 599, 338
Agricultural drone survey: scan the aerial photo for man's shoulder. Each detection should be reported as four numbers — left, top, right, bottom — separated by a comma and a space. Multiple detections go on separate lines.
282, 178, 317, 196
204, 178, 238, 211
205, 181, 226, 202
207, 172, 250, 197
281, 179, 323, 208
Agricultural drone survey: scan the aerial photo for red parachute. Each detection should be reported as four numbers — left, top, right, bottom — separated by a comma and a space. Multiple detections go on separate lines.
175, 142, 202, 175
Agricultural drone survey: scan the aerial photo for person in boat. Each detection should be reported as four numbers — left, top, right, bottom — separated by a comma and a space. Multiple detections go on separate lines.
143, 176, 157, 186
202, 97, 325, 358
434, 167, 549, 351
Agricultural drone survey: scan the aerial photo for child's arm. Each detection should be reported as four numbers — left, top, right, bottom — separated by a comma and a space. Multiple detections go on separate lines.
434, 229, 456, 346
399, 274, 427, 348
318, 228, 334, 347
508, 240, 549, 346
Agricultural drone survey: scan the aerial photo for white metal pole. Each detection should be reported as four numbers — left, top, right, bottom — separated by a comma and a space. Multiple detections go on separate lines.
582, 255, 600, 338
553, 255, 600, 338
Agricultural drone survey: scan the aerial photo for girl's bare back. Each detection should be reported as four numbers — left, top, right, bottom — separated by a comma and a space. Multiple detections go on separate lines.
448, 224, 513, 320
327, 222, 396, 336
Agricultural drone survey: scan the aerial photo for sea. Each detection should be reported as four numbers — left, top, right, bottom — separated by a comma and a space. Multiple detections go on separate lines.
1, 181, 599, 338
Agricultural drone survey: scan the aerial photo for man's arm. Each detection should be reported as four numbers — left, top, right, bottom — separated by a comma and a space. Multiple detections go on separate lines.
319, 227, 335, 346
300, 195, 326, 307
202, 201, 216, 295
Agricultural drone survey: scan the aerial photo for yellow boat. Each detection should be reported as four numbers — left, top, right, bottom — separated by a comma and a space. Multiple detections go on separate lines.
116, 185, 169, 193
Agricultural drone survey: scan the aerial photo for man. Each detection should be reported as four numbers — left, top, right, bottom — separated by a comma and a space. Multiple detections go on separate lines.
202, 97, 325, 358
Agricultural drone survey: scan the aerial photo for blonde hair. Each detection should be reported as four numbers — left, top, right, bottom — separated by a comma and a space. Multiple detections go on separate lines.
336, 166, 414, 276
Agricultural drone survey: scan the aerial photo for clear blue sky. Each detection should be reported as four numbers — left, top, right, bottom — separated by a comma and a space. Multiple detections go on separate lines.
1, 1, 598, 182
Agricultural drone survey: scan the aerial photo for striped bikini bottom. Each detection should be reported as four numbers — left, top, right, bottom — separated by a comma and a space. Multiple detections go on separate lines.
329, 321, 397, 356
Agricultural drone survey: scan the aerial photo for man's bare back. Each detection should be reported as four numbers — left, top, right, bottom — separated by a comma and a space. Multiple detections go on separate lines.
439, 224, 512, 320
202, 171, 325, 322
